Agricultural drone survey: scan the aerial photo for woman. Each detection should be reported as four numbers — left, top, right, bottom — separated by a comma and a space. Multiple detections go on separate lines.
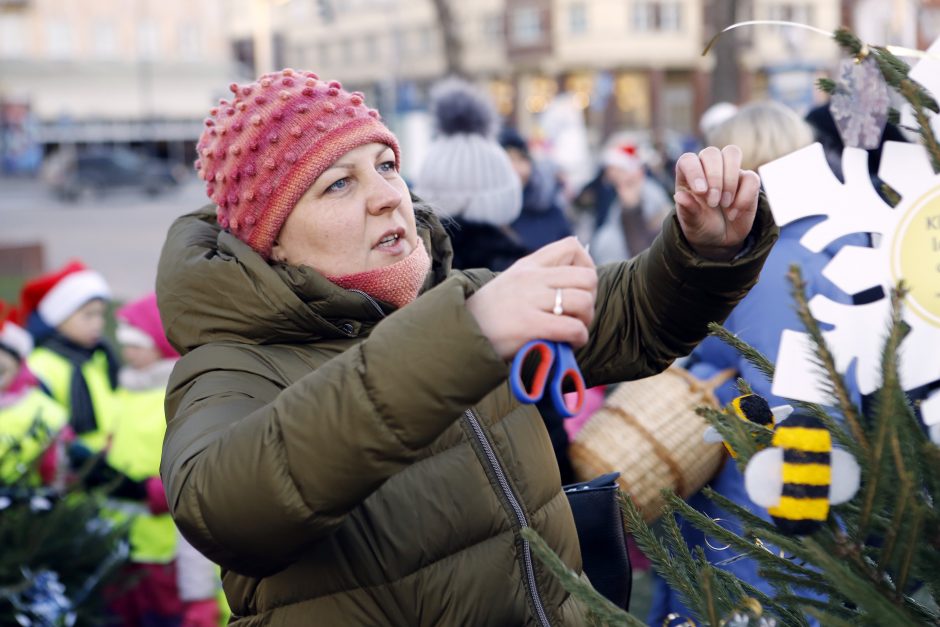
157, 69, 776, 625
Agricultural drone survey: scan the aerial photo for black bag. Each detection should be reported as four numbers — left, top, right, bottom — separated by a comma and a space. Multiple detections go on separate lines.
563, 472, 632, 610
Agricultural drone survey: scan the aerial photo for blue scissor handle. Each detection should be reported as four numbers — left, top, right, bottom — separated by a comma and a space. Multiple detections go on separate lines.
510, 340, 586, 418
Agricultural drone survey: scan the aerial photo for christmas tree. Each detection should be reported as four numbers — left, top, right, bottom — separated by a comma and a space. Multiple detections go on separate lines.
0, 420, 129, 626
524, 27, 940, 626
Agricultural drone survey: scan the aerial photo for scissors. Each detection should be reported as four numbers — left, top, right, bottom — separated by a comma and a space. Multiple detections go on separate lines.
510, 340, 586, 419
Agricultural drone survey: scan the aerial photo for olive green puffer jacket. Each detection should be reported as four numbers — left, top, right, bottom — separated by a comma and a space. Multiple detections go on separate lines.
157, 200, 777, 626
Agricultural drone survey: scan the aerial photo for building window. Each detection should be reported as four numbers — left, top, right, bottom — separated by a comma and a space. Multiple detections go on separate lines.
0, 15, 25, 58
46, 20, 72, 58
178, 23, 203, 60
365, 36, 379, 60
91, 21, 117, 59
318, 41, 331, 65
341, 38, 354, 62
137, 21, 160, 59
511, 6, 543, 46
632, 1, 682, 32
766, 3, 814, 25
483, 13, 503, 44
418, 25, 434, 54
569, 3, 587, 34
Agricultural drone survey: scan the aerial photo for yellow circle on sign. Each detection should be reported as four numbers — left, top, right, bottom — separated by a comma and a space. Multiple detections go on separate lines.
892, 185, 940, 328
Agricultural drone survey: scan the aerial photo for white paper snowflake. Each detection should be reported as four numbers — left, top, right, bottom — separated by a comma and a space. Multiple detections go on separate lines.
760, 138, 940, 434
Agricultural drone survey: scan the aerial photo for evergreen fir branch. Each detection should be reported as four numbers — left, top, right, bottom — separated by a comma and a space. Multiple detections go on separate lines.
801, 538, 922, 624
699, 563, 721, 626
710, 568, 809, 627
804, 609, 860, 627
887, 107, 901, 128
901, 81, 940, 174
760, 569, 842, 600
620, 498, 708, 618
519, 527, 642, 626
895, 505, 924, 597
702, 488, 808, 554
696, 406, 771, 465
788, 265, 869, 459
708, 322, 775, 384
735, 377, 753, 396
667, 493, 821, 580
816, 77, 837, 95
880, 181, 901, 207
792, 400, 859, 456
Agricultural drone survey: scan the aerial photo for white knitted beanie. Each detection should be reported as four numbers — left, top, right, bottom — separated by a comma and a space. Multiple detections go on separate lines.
414, 78, 522, 225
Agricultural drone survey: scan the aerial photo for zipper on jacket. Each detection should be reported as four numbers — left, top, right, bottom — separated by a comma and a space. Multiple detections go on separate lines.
463, 408, 552, 627
349, 289, 387, 319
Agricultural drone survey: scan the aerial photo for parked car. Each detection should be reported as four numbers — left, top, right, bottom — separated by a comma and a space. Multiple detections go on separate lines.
44, 147, 183, 201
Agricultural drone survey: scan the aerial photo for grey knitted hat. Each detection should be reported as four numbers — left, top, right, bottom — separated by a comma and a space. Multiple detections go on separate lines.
414, 78, 522, 225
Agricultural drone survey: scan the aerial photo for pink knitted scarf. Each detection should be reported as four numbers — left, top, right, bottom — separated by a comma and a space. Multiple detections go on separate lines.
326, 240, 431, 309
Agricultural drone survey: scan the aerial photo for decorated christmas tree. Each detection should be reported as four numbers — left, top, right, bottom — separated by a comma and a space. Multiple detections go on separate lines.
524, 27, 940, 626
0, 421, 129, 626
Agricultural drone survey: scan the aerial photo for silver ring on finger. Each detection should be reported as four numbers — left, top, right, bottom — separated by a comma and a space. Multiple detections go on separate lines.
553, 288, 564, 316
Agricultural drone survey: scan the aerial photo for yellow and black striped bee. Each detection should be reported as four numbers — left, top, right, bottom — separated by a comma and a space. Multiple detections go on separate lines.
703, 393, 793, 458
744, 413, 860, 535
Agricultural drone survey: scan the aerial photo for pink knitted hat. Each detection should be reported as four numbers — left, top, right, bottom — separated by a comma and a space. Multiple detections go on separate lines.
115, 293, 179, 360
196, 68, 401, 258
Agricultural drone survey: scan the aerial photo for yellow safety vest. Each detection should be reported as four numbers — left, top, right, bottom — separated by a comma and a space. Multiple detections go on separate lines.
27, 347, 117, 452
106, 386, 177, 564
0, 388, 68, 483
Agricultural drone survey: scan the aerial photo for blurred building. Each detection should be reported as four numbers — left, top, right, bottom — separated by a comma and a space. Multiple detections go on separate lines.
0, 0, 238, 172
248, 0, 850, 153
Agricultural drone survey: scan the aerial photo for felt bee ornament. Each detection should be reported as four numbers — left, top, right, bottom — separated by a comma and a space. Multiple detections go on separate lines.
703, 393, 794, 458
744, 413, 861, 535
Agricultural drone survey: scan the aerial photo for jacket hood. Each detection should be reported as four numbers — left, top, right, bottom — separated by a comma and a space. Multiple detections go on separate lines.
156, 197, 453, 355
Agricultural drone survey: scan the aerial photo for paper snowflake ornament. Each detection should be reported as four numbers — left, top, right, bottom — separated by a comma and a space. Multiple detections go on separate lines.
761, 138, 940, 440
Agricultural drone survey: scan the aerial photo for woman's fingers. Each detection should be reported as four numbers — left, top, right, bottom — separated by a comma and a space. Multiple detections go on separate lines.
519, 236, 594, 269
720, 145, 742, 209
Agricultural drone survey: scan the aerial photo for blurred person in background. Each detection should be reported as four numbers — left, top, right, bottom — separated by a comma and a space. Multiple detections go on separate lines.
156, 67, 774, 625
20, 261, 119, 453
648, 100, 862, 626
103, 293, 223, 627
499, 126, 573, 253
0, 301, 68, 485
413, 77, 525, 271
570, 132, 673, 266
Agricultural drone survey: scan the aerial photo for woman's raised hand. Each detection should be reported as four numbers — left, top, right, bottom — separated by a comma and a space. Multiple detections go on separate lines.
466, 237, 598, 361
673, 145, 761, 261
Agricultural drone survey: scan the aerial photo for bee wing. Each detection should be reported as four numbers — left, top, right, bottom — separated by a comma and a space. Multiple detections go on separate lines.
771, 404, 794, 425
829, 449, 861, 504
744, 448, 784, 508
703, 426, 724, 443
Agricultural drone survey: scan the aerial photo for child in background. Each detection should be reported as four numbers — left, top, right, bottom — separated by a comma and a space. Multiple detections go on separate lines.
20, 261, 119, 452
0, 301, 68, 485
107, 293, 223, 626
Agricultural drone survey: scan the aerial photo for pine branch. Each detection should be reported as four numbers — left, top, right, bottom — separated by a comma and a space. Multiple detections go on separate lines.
520, 527, 642, 626
788, 265, 869, 459
707, 322, 775, 384
710, 568, 809, 627
667, 493, 818, 578
735, 377, 753, 396
804, 609, 860, 627
817, 77, 837, 95
801, 538, 921, 624
895, 505, 924, 597
760, 569, 842, 600
620, 498, 703, 614
696, 406, 772, 465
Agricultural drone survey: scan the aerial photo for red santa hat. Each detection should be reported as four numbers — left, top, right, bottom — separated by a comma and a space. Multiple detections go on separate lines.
20, 261, 111, 328
0, 301, 33, 361
601, 133, 643, 173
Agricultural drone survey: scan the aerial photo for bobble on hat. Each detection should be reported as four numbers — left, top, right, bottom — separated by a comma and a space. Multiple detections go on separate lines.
413, 77, 522, 225
195, 68, 401, 259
